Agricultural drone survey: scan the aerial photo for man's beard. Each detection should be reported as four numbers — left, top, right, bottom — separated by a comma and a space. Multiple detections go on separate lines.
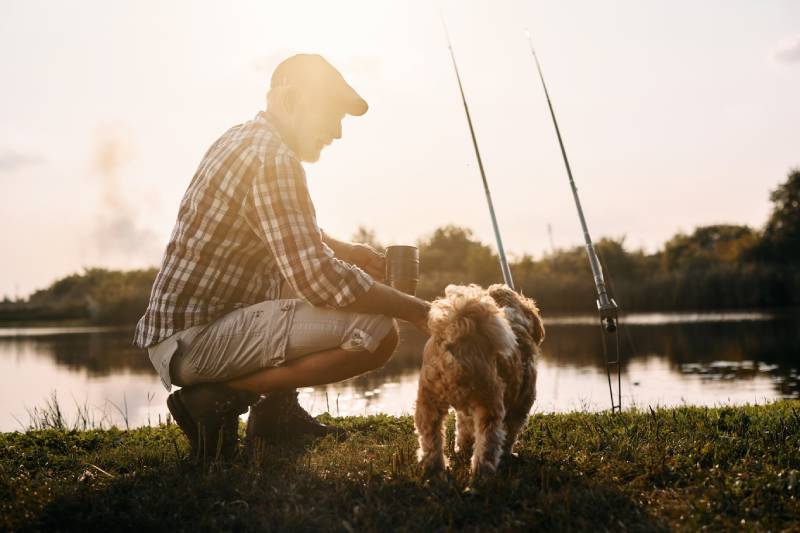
296, 137, 323, 163
298, 145, 322, 163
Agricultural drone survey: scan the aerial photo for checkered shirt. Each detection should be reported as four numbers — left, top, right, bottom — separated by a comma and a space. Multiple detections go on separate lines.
133, 112, 374, 348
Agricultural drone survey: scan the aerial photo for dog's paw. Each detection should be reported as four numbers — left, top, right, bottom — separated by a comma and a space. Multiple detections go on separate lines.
500, 450, 522, 467
421, 463, 446, 479
422, 462, 443, 473
452, 445, 473, 463
419, 454, 446, 479
470, 461, 498, 483
466, 467, 501, 494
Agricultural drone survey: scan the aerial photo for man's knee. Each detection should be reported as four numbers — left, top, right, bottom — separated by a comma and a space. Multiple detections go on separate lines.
370, 320, 399, 367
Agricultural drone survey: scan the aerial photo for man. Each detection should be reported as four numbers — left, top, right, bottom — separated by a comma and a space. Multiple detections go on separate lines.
134, 54, 430, 459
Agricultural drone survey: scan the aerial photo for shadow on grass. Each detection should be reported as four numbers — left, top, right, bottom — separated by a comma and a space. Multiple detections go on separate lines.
26, 435, 666, 532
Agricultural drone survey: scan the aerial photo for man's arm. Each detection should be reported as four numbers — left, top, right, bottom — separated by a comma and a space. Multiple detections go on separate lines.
320, 229, 384, 281
249, 151, 429, 332
248, 152, 374, 308
317, 229, 427, 329
321, 231, 428, 330
343, 282, 430, 334
319, 229, 353, 260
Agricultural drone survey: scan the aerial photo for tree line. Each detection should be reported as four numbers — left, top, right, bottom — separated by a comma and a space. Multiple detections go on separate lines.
2, 169, 798, 324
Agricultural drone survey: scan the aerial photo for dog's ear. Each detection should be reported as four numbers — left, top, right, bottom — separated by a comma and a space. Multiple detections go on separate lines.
487, 284, 515, 308
530, 308, 545, 345
518, 293, 545, 345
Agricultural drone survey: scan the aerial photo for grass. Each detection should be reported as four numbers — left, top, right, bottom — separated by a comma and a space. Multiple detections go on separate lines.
1, 402, 799, 532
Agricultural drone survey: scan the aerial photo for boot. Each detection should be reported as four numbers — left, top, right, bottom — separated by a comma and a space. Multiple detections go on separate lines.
245, 390, 348, 443
167, 383, 258, 462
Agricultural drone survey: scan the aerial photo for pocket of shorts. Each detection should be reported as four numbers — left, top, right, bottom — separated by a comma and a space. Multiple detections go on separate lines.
214, 307, 266, 338
185, 306, 271, 378
262, 299, 296, 367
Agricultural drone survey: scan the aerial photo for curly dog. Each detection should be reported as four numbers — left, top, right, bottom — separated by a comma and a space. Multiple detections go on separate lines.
415, 284, 544, 479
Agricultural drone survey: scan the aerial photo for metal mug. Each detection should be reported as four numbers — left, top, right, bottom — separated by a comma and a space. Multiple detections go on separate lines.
385, 245, 419, 296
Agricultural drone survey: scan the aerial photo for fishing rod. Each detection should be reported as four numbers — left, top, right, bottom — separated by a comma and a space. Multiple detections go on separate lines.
441, 17, 515, 290
525, 31, 622, 412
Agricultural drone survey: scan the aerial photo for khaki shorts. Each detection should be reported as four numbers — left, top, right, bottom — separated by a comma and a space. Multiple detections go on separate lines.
167, 292, 396, 388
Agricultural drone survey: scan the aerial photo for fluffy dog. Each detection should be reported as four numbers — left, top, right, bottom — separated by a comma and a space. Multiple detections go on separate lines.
414, 284, 544, 479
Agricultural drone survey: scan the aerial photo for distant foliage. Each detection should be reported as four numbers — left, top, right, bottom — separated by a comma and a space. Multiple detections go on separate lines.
661, 225, 758, 271
760, 168, 800, 263
416, 225, 501, 298
409, 169, 800, 312
1, 268, 157, 324
4, 170, 799, 323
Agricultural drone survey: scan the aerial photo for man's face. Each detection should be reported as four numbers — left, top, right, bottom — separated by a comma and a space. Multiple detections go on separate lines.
290, 92, 346, 163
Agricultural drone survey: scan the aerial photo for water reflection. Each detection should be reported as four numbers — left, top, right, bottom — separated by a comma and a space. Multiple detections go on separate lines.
1, 329, 152, 376
0, 311, 798, 430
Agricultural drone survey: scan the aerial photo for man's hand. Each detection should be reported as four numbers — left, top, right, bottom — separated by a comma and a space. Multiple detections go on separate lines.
347, 243, 385, 281
320, 231, 385, 281
410, 308, 431, 336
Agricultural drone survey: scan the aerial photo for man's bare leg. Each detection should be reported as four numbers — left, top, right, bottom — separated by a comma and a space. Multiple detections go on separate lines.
226, 327, 398, 394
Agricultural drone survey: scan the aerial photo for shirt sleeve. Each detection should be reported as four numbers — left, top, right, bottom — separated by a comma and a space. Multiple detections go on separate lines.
248, 150, 374, 308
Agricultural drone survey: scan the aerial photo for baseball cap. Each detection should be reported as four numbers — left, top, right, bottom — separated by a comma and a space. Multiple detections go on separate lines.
271, 54, 368, 116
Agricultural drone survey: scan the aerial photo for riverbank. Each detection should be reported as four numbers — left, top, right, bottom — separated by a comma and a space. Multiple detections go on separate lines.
2, 402, 798, 531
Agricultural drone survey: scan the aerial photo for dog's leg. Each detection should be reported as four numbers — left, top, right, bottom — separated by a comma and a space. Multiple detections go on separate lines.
471, 402, 506, 480
504, 367, 537, 457
455, 408, 475, 458
502, 409, 529, 457
415, 387, 449, 476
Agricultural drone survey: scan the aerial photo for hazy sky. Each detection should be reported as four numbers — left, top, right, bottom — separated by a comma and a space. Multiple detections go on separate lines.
1, 0, 798, 297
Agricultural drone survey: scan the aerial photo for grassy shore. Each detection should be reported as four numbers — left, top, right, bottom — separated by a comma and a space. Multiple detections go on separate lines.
1, 402, 799, 532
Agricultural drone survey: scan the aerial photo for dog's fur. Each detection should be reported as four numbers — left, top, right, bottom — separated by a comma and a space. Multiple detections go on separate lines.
414, 284, 544, 479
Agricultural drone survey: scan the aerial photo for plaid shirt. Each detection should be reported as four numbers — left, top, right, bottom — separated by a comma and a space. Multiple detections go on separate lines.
133, 111, 374, 348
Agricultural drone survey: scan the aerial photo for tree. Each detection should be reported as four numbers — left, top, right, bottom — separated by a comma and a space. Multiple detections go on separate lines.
660, 224, 758, 271
416, 225, 501, 298
761, 168, 800, 262
25, 267, 157, 323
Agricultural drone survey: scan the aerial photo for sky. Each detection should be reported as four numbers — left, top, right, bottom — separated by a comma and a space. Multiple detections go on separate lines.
1, 0, 798, 297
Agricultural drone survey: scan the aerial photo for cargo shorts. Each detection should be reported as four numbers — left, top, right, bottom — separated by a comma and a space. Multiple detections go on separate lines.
147, 285, 396, 390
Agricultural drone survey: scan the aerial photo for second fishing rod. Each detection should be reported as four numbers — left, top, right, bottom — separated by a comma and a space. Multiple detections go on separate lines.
525, 30, 622, 412
524, 31, 618, 333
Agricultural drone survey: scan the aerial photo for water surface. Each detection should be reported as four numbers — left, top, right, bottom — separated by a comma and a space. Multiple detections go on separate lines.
1, 310, 798, 431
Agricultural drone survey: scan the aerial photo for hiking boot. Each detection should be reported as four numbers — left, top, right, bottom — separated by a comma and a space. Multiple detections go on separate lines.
245, 390, 349, 443
167, 383, 257, 462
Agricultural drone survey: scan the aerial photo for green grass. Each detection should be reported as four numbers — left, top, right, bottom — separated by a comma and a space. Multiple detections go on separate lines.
1, 402, 799, 532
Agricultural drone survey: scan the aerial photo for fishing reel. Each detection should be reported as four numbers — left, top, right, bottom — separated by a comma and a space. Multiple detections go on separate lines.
597, 296, 619, 333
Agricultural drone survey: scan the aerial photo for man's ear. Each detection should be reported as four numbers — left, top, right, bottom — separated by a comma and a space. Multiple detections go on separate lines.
281, 86, 301, 114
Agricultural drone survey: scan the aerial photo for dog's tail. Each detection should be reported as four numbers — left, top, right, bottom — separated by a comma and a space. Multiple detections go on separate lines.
428, 284, 517, 367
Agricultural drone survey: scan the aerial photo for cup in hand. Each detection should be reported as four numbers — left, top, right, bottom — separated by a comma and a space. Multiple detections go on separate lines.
385, 245, 419, 296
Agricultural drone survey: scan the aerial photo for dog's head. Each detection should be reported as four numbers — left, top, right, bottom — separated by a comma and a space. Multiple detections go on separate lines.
487, 284, 545, 346
429, 284, 515, 352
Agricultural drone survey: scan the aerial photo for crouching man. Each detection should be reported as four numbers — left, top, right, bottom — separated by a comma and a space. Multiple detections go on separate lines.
133, 54, 430, 459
